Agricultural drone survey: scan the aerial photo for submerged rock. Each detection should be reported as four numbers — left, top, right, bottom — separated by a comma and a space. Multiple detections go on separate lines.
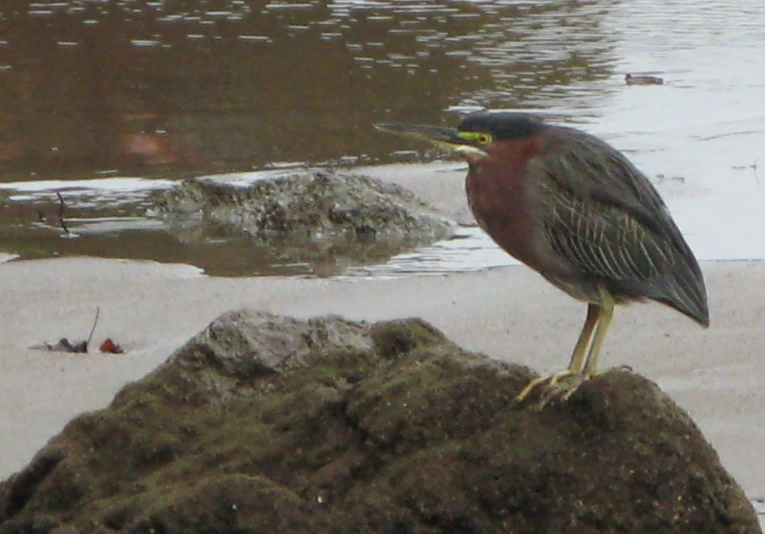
156, 169, 456, 244
154, 170, 457, 276
0, 311, 759, 533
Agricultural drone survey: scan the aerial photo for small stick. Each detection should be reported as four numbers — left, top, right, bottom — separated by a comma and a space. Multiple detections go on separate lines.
56, 191, 70, 236
86, 306, 100, 348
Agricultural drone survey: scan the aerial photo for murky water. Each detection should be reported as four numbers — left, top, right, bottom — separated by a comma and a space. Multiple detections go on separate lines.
1, 0, 764, 276
0, 0, 616, 174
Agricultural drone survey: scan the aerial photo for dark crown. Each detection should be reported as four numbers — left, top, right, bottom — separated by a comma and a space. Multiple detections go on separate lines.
458, 112, 545, 140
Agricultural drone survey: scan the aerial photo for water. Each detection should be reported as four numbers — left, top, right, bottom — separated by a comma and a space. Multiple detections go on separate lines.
0, 0, 764, 276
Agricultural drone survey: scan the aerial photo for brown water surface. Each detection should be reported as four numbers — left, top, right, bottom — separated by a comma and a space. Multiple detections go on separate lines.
0, 0, 615, 174
1, 0, 764, 275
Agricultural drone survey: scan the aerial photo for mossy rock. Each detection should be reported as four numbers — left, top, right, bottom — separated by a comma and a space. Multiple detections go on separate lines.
156, 170, 456, 244
155, 170, 458, 275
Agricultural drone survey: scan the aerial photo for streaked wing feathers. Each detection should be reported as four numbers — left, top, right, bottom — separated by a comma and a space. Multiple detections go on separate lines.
536, 127, 709, 325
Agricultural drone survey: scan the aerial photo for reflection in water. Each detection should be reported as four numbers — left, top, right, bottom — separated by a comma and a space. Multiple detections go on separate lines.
0, 0, 617, 177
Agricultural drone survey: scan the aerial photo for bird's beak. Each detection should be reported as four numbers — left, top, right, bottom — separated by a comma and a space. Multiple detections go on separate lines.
374, 122, 488, 158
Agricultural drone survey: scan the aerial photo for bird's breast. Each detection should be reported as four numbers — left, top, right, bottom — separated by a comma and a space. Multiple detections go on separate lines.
465, 162, 540, 266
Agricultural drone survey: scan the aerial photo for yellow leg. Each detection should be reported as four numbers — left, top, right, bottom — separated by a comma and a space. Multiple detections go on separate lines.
516, 303, 601, 401
582, 295, 614, 377
560, 293, 615, 400
569, 303, 601, 373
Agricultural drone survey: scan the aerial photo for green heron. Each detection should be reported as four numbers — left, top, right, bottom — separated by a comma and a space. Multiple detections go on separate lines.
625, 74, 664, 86
376, 112, 708, 401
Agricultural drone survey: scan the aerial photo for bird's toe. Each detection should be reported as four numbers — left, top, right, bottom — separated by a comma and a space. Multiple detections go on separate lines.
515, 371, 596, 409
515, 375, 553, 403
515, 369, 578, 405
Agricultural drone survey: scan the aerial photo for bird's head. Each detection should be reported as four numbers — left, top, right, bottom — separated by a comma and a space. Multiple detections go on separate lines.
375, 111, 546, 163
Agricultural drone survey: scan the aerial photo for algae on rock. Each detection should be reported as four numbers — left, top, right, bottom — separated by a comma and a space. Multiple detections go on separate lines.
156, 169, 456, 243
154, 170, 458, 276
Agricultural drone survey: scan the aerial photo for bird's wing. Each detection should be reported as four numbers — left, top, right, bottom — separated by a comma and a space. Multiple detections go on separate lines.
531, 126, 708, 324
539, 176, 672, 283
539, 126, 676, 240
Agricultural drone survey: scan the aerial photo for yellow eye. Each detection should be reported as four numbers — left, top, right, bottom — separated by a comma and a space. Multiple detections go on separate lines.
458, 131, 493, 145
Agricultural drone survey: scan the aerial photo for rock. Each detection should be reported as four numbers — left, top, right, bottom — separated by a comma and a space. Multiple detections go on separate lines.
154, 170, 457, 276
0, 311, 760, 533
156, 169, 456, 245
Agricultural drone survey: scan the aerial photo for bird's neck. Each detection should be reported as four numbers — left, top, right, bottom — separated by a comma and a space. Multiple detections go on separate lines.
464, 138, 543, 263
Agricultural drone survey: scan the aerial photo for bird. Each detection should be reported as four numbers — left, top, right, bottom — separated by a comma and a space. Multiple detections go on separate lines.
375, 112, 708, 402
625, 74, 664, 86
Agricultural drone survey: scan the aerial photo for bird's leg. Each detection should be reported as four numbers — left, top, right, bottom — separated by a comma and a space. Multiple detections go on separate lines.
515, 303, 601, 401
581, 296, 614, 377
549, 303, 601, 384
560, 295, 615, 400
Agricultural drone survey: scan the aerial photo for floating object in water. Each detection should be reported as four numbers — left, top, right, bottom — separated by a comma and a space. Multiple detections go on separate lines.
625, 73, 664, 85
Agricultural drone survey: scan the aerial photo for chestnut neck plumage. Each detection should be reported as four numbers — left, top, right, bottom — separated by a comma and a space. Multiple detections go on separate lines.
464, 136, 543, 267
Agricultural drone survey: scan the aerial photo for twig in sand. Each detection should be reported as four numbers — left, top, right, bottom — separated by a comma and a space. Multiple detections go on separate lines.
56, 191, 71, 236
87, 306, 100, 348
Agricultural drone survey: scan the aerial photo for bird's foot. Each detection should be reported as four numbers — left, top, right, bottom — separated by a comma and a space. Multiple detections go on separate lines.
551, 373, 589, 401
515, 371, 592, 409
515, 369, 577, 403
